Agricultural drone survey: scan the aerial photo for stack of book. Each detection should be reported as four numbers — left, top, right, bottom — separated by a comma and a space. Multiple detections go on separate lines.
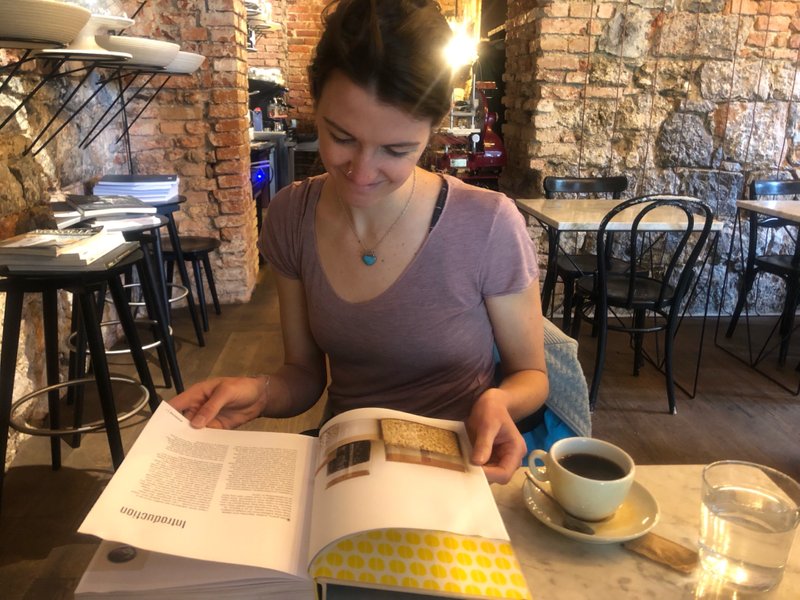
61, 194, 163, 233
49, 200, 85, 229
94, 175, 180, 205
0, 229, 139, 272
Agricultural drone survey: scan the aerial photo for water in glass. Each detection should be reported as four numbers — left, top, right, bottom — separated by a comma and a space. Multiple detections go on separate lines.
699, 484, 798, 592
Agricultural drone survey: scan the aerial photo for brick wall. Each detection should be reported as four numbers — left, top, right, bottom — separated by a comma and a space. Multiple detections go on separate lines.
0, 0, 256, 469
251, 0, 473, 136
127, 0, 257, 303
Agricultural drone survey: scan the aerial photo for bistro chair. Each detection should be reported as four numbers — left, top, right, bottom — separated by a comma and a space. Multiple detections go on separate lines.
543, 175, 628, 333
726, 179, 800, 365
571, 195, 714, 414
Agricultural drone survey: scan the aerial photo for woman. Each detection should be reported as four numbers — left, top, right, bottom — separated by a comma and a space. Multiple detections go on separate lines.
170, 0, 548, 484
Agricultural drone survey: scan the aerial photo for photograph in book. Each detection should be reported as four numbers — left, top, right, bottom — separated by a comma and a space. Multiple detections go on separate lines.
77, 404, 531, 599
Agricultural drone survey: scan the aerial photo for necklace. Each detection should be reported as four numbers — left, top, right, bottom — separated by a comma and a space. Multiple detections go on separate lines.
336, 169, 416, 266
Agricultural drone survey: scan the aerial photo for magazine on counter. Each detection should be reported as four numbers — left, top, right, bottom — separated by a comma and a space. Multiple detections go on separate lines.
77, 404, 531, 599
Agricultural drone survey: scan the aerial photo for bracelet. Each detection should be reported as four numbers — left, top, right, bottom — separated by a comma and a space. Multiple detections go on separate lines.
252, 374, 271, 406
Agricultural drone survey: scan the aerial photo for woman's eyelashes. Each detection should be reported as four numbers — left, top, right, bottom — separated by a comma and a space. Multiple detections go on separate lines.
329, 131, 414, 158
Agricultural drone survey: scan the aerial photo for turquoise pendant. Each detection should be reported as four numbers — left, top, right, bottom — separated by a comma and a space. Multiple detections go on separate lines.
362, 252, 377, 266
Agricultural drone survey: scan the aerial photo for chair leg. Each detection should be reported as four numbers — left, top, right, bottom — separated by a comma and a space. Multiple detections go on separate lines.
42, 289, 62, 470
632, 309, 645, 376
201, 252, 222, 315
570, 293, 584, 340
76, 292, 125, 470
165, 218, 205, 347
589, 306, 608, 410
561, 274, 574, 333
138, 254, 184, 393
664, 313, 680, 415
778, 277, 800, 366
192, 258, 209, 332
108, 276, 160, 412
726, 267, 758, 338
0, 289, 24, 512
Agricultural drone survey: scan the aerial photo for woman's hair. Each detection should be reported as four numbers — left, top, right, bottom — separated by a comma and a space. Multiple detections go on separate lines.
309, 0, 454, 125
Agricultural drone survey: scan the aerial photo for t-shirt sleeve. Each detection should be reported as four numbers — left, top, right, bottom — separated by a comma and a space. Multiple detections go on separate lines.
480, 195, 540, 297
259, 182, 305, 279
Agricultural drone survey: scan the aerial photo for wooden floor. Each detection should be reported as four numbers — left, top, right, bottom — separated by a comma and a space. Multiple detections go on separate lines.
1, 267, 798, 598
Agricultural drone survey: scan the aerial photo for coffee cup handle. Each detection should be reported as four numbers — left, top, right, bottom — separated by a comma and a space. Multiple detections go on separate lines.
527, 449, 550, 483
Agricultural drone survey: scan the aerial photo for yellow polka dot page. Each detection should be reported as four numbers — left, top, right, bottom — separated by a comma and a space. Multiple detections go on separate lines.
309, 529, 532, 599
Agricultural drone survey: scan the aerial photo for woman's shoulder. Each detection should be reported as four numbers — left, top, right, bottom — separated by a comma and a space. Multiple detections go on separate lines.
442, 175, 519, 220
271, 174, 327, 204
268, 174, 327, 218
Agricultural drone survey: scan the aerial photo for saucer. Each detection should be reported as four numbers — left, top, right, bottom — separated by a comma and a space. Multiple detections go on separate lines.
522, 478, 659, 544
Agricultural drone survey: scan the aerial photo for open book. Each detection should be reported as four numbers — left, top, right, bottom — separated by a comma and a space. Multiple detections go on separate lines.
77, 404, 531, 599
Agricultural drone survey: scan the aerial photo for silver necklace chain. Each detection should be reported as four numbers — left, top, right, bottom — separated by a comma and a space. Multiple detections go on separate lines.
336, 169, 416, 266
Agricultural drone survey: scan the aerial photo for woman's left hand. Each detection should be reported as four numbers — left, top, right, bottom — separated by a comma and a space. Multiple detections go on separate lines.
466, 390, 527, 484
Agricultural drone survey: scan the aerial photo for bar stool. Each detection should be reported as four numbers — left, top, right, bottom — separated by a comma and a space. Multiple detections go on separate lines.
162, 235, 222, 332
153, 197, 206, 346
68, 216, 185, 394
0, 250, 158, 511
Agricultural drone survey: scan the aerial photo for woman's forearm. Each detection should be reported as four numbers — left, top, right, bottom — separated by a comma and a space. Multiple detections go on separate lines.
257, 362, 328, 419
497, 368, 549, 422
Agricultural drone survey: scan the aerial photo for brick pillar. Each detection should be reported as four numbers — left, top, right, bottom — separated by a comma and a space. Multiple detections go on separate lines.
125, 0, 257, 303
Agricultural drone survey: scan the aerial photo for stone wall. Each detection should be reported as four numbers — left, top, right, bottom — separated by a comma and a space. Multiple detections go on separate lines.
502, 0, 800, 314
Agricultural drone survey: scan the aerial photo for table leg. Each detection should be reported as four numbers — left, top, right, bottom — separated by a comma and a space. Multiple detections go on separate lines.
541, 227, 560, 317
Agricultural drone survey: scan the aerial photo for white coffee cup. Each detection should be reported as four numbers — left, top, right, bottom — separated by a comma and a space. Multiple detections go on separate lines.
528, 437, 635, 521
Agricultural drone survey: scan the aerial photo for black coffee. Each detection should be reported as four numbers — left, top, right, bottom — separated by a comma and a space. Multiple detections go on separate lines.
558, 453, 627, 481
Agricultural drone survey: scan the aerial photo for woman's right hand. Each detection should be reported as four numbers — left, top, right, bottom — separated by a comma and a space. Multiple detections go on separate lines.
168, 376, 270, 430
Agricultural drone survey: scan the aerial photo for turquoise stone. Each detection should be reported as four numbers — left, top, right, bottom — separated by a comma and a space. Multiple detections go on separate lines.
362, 253, 377, 266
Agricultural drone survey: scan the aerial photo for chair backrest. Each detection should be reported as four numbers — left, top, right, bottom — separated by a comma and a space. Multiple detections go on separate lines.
748, 179, 800, 236
543, 176, 628, 199
595, 195, 714, 310
750, 179, 800, 199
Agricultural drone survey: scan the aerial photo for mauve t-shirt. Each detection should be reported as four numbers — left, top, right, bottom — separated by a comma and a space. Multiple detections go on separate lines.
261, 174, 539, 421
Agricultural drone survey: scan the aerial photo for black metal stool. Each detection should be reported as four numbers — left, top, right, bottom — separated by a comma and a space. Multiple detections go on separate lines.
163, 235, 222, 332
0, 250, 158, 511
154, 198, 206, 346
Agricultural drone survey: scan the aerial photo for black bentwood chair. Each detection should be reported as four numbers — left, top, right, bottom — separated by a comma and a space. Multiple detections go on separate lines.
571, 195, 714, 415
726, 179, 800, 365
543, 175, 629, 333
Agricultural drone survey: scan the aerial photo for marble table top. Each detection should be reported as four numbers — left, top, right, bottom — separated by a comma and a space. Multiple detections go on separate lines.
516, 198, 724, 232
737, 200, 800, 223
494, 464, 799, 599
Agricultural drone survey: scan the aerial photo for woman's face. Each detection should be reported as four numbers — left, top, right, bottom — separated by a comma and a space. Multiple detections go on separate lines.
315, 71, 433, 208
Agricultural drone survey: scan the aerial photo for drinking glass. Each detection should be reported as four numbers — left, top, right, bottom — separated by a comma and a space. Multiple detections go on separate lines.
699, 460, 800, 592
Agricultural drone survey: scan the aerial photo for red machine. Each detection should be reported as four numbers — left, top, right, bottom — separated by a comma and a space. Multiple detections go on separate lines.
425, 82, 506, 189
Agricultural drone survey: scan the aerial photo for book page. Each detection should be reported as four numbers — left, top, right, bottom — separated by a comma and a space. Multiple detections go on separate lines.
307, 408, 509, 562
79, 403, 318, 576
